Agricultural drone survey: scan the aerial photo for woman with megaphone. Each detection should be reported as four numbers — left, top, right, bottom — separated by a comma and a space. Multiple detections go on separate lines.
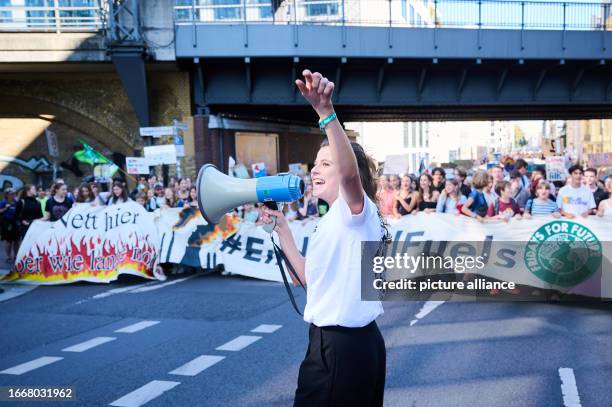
260, 69, 387, 407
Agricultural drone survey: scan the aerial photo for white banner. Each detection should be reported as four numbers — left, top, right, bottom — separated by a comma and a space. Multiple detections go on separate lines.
218, 219, 316, 282
4, 202, 162, 284
5, 205, 611, 298
386, 213, 611, 298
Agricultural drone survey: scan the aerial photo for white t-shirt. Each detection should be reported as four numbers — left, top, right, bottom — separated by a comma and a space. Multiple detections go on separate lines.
303, 193, 384, 328
556, 184, 596, 216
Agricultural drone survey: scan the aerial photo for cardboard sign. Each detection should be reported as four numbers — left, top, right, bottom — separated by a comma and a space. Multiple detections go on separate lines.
288, 163, 307, 176
252, 162, 267, 178
545, 156, 568, 182
542, 137, 564, 157
383, 155, 411, 175
126, 157, 150, 174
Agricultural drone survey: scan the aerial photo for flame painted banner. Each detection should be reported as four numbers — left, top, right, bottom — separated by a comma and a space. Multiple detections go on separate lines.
2, 202, 162, 284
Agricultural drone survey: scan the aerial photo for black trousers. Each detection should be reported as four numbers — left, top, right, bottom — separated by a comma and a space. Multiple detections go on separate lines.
294, 320, 386, 407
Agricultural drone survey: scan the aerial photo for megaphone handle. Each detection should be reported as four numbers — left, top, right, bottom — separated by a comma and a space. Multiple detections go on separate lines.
262, 201, 278, 234
263, 216, 276, 233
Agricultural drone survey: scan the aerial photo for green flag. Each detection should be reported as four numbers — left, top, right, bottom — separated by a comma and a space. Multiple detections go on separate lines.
74, 141, 112, 166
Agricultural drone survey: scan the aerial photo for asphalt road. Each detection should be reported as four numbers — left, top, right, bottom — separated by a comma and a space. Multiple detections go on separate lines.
0, 272, 611, 407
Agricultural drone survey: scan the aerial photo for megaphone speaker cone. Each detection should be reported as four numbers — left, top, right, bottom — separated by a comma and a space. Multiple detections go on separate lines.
197, 164, 258, 224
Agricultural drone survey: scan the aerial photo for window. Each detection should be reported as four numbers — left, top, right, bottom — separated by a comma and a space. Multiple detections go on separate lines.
0, 0, 12, 23
253, 0, 272, 19
411, 122, 417, 148
409, 5, 414, 25
403, 123, 410, 148
213, 0, 241, 20
419, 122, 423, 148
401, 0, 407, 20
305, 0, 338, 17
175, 0, 193, 21
59, 0, 97, 26
25, 0, 98, 27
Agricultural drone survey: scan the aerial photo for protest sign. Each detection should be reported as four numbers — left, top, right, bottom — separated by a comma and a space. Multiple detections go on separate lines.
126, 157, 150, 174
545, 156, 568, 182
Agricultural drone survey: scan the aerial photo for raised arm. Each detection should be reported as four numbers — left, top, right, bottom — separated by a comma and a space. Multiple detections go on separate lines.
296, 70, 364, 214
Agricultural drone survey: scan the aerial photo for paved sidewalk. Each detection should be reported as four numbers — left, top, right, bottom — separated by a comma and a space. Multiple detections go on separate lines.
0, 243, 38, 300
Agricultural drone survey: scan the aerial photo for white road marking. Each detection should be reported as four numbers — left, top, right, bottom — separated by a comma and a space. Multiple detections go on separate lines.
559, 367, 582, 407
251, 324, 282, 333
109, 380, 180, 407
216, 335, 262, 351
129, 275, 198, 293
92, 282, 157, 299
410, 300, 446, 326
74, 282, 159, 304
115, 321, 160, 334
0, 356, 63, 375
0, 285, 38, 303
169, 355, 225, 376
62, 337, 116, 353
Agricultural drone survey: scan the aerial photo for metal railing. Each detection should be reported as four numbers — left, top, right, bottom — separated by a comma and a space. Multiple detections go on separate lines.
174, 0, 612, 31
0, 0, 105, 33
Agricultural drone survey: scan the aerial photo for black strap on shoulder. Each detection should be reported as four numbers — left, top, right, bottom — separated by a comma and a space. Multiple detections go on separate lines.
270, 236, 305, 315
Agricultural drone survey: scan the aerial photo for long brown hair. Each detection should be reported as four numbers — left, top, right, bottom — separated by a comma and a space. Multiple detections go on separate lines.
320, 139, 378, 202
76, 183, 93, 203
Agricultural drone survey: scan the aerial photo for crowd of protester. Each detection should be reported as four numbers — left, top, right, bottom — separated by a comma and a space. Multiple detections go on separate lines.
0, 174, 201, 263
2, 160, 611, 262
376, 159, 612, 223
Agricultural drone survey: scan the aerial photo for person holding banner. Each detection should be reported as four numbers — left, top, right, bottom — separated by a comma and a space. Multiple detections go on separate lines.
260, 69, 386, 407
0, 188, 20, 262
524, 182, 561, 218
107, 182, 130, 205
461, 170, 491, 221
44, 182, 73, 221
392, 174, 416, 217
557, 165, 596, 218
16, 185, 43, 239
584, 168, 609, 208
596, 177, 612, 218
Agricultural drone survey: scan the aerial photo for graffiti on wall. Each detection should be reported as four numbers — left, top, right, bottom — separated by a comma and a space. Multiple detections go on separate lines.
0, 155, 52, 190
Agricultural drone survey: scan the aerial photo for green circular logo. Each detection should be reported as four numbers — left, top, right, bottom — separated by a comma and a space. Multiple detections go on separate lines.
524, 221, 602, 287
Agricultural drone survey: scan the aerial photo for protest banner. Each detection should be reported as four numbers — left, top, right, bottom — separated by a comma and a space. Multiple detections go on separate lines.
218, 214, 611, 299
217, 219, 315, 282
4, 206, 611, 299
588, 152, 612, 168
156, 207, 240, 268
2, 202, 162, 284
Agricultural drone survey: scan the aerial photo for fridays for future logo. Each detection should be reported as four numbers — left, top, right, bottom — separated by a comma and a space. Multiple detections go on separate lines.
525, 221, 602, 287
